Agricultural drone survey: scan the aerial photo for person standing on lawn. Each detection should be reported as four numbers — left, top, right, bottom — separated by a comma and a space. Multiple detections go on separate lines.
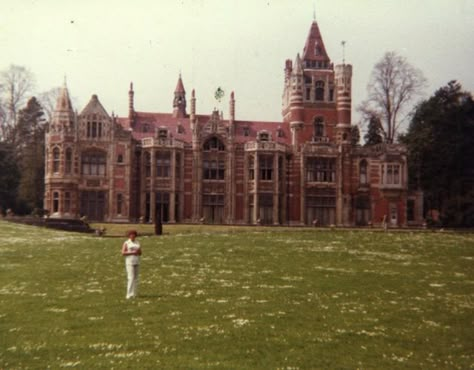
122, 230, 142, 299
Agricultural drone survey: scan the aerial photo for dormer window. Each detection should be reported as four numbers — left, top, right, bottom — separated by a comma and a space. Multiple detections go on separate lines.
177, 123, 184, 134
277, 128, 284, 138
258, 132, 270, 142
143, 124, 150, 133
243, 127, 250, 137
158, 128, 168, 139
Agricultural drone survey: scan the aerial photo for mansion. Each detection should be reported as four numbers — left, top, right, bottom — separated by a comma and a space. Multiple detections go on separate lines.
44, 20, 423, 227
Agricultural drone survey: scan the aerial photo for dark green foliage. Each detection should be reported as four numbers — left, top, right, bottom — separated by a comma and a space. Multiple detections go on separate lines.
350, 125, 360, 146
14, 97, 46, 213
0, 142, 20, 213
402, 81, 474, 227
364, 115, 384, 146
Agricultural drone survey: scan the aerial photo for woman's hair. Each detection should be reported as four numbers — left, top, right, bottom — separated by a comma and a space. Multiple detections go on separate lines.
127, 230, 138, 237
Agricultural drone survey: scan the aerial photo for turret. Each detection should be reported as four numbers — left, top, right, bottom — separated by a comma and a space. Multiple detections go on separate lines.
50, 81, 75, 134
335, 64, 352, 144
289, 53, 304, 146
229, 91, 235, 138
172, 74, 187, 118
128, 82, 134, 120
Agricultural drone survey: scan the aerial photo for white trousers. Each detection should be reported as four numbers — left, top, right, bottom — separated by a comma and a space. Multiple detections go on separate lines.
125, 263, 140, 298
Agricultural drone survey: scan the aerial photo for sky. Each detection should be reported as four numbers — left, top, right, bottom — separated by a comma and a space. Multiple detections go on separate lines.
1, 0, 473, 127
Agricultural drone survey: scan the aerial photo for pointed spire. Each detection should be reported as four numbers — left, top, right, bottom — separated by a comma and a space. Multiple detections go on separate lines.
55, 81, 73, 112
294, 53, 303, 74
175, 73, 185, 93
302, 20, 331, 64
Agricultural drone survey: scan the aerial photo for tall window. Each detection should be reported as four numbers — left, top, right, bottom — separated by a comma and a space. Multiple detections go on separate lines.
65, 148, 72, 174
248, 156, 255, 180
53, 148, 60, 173
204, 137, 225, 151
144, 152, 151, 177
203, 159, 225, 180
81, 151, 106, 176
64, 192, 71, 213
306, 157, 336, 182
53, 192, 59, 213
315, 81, 325, 101
259, 155, 273, 181
175, 153, 181, 181
87, 120, 103, 138
117, 193, 123, 215
156, 151, 170, 177
359, 160, 368, 185
314, 117, 324, 138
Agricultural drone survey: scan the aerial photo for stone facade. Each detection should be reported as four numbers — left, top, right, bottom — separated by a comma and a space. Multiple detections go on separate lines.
44, 21, 424, 227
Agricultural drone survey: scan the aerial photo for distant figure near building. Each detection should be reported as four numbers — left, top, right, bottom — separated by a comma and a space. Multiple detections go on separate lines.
43, 17, 424, 228
122, 230, 141, 299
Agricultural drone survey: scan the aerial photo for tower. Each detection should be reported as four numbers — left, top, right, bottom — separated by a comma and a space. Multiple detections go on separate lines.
335, 64, 352, 144
172, 74, 187, 118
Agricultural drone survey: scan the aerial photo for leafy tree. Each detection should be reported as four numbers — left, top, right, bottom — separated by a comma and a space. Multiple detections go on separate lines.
364, 115, 383, 146
402, 81, 474, 227
359, 51, 426, 143
15, 97, 46, 213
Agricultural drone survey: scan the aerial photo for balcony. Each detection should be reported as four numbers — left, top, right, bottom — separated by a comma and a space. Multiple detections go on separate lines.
141, 137, 184, 149
244, 141, 287, 152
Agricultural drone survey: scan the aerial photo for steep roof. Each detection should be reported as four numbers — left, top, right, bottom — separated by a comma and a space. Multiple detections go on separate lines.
174, 74, 185, 94
55, 83, 74, 112
79, 94, 110, 118
302, 21, 331, 63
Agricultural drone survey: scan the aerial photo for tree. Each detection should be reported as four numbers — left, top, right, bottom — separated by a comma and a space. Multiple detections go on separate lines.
350, 125, 360, 146
359, 51, 426, 143
364, 115, 383, 146
0, 142, 20, 213
38, 87, 61, 123
15, 97, 46, 213
0, 65, 35, 142
401, 81, 474, 227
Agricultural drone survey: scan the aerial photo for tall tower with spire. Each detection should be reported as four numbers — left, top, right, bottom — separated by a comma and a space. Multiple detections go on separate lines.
172, 74, 187, 118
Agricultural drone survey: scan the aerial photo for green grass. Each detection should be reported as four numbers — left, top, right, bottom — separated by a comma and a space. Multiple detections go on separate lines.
0, 221, 473, 369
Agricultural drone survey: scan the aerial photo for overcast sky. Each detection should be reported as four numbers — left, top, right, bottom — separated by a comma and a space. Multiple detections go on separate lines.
1, 0, 473, 127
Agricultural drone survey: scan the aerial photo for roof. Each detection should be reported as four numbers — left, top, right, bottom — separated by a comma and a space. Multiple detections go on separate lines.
302, 21, 331, 63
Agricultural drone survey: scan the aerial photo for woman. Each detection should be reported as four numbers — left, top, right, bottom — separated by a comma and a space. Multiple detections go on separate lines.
122, 230, 142, 299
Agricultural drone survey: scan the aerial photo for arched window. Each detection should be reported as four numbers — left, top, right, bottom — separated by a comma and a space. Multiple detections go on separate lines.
258, 132, 269, 142
117, 193, 123, 215
315, 81, 325, 101
117, 154, 123, 163
203, 137, 225, 151
81, 151, 106, 176
313, 117, 324, 138
144, 152, 151, 177
65, 148, 72, 174
360, 160, 368, 184
53, 148, 60, 173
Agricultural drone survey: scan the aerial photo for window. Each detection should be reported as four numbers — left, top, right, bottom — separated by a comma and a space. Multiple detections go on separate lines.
177, 124, 184, 134
64, 192, 71, 213
53, 148, 60, 173
248, 156, 255, 180
117, 154, 123, 163
158, 129, 168, 139
144, 152, 151, 177
53, 192, 59, 213
277, 128, 284, 138
203, 159, 225, 180
175, 153, 181, 181
315, 81, 325, 101
381, 163, 402, 186
304, 76, 312, 84
313, 117, 324, 138
258, 193, 273, 225
259, 155, 273, 181
143, 124, 150, 133
259, 132, 269, 142
117, 193, 123, 215
359, 160, 368, 185
87, 120, 102, 138
329, 88, 334, 101
305, 87, 311, 100
243, 127, 250, 137
81, 151, 106, 176
407, 199, 415, 221
156, 151, 170, 177
65, 148, 72, 174
306, 157, 336, 182
204, 137, 225, 151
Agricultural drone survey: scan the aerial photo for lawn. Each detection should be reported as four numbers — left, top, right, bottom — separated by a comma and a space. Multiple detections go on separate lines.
0, 220, 473, 369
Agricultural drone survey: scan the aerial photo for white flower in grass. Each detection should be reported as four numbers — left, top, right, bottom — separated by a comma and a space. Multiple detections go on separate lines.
59, 361, 81, 367
232, 318, 250, 327
46, 307, 68, 313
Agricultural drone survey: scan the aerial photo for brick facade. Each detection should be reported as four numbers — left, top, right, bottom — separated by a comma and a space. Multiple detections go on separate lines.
44, 21, 424, 227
